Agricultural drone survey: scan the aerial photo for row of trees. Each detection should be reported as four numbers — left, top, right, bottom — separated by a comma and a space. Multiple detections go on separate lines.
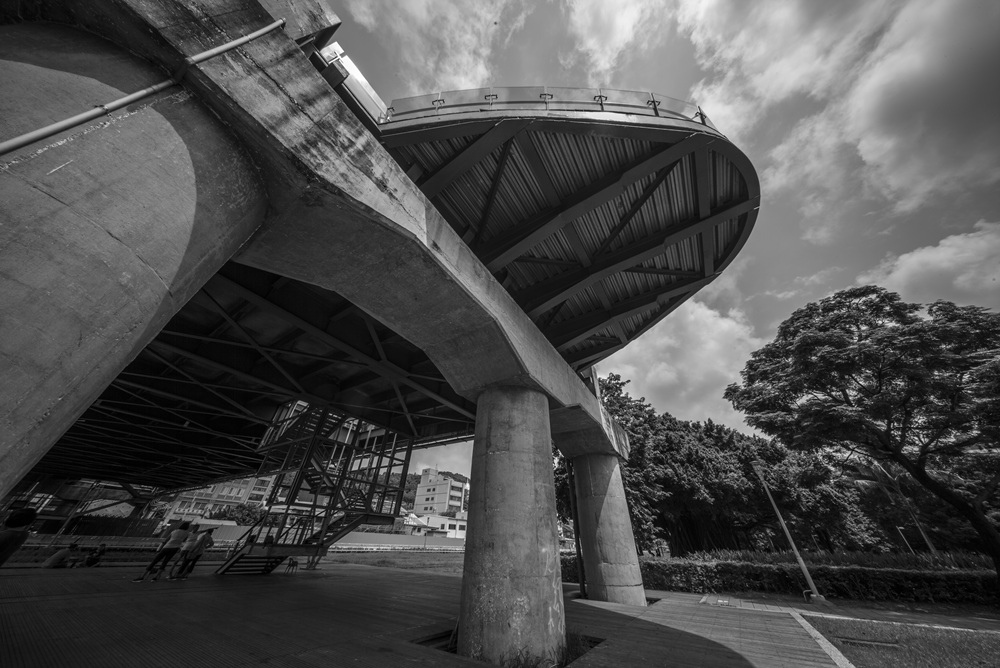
558, 375, 889, 556
574, 287, 999, 578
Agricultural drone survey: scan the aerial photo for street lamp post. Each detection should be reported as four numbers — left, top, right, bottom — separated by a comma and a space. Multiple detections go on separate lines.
751, 461, 825, 603
897, 526, 915, 555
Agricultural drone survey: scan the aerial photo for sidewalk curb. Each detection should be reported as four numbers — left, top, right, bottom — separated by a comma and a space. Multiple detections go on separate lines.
791, 611, 856, 668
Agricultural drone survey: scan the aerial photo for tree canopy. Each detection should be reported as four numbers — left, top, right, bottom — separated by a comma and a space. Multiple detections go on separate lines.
207, 502, 267, 525
568, 374, 884, 556
725, 286, 1000, 575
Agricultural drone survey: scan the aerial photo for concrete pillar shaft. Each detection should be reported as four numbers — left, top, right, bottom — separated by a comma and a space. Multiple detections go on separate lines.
459, 385, 565, 665
573, 452, 646, 605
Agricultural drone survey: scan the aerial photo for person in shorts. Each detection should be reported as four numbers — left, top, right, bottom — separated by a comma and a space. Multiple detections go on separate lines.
132, 522, 191, 582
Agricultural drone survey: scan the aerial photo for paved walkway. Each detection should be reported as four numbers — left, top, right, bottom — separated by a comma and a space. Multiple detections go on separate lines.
1, 564, 843, 667
702, 593, 1000, 632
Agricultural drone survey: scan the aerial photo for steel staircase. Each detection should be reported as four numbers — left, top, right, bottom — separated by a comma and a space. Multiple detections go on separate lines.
216, 403, 411, 575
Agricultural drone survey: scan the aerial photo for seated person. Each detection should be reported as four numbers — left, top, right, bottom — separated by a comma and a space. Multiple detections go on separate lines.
83, 543, 107, 567
0, 508, 38, 567
42, 543, 79, 568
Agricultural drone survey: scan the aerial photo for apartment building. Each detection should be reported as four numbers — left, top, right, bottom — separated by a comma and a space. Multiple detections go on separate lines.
163, 475, 275, 523
414, 467, 469, 515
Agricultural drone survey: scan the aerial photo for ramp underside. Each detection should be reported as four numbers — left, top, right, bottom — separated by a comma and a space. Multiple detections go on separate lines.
31, 262, 475, 491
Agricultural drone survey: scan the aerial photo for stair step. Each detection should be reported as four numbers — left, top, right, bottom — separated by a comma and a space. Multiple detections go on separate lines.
217, 554, 288, 576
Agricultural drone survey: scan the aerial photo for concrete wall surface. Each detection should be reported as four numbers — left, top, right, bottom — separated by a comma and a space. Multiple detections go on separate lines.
0, 22, 267, 496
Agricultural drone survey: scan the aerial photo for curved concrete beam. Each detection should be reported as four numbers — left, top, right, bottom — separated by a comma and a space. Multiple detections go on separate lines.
50, 0, 626, 458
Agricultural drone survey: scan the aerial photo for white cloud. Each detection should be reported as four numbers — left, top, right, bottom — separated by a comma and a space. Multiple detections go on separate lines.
697, 255, 751, 311
844, 0, 1000, 212
411, 441, 473, 478
343, 0, 533, 93
759, 266, 846, 300
677, 0, 1000, 235
677, 0, 895, 142
857, 221, 1000, 306
762, 110, 864, 242
600, 299, 765, 430
560, 0, 675, 86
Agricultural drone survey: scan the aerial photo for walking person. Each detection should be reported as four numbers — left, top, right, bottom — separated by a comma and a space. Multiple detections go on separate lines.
0, 508, 38, 568
166, 524, 201, 579
132, 521, 191, 582
170, 527, 215, 579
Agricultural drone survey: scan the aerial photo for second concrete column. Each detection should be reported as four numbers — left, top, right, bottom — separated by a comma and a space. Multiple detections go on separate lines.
573, 452, 647, 606
459, 385, 565, 665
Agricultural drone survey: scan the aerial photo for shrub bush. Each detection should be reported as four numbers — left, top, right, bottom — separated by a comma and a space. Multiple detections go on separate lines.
560, 555, 999, 604
683, 549, 994, 571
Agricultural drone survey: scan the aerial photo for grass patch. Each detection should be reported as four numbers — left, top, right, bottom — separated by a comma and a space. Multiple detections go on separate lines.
686, 549, 994, 571
807, 616, 1000, 667
322, 550, 465, 575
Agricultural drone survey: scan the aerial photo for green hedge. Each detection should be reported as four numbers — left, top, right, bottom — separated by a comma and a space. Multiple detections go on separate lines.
560, 555, 999, 604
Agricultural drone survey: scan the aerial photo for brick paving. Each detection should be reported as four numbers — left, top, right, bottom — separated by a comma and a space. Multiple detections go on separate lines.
1, 565, 840, 667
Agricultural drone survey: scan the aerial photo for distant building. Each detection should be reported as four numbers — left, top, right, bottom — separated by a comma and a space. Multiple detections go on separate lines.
410, 511, 469, 539
413, 468, 469, 515
162, 476, 275, 523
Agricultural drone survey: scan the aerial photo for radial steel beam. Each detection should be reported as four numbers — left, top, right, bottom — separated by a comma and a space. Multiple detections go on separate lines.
694, 146, 715, 276
546, 277, 713, 350
418, 119, 531, 199
466, 137, 515, 245
482, 133, 714, 271
520, 198, 758, 317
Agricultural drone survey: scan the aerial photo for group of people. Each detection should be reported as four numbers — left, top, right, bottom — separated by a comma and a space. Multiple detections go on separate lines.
3, 511, 218, 578
41, 542, 107, 568
132, 521, 215, 582
1, 508, 109, 569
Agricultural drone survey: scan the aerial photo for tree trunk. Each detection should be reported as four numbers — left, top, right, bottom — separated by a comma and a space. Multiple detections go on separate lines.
897, 457, 1000, 580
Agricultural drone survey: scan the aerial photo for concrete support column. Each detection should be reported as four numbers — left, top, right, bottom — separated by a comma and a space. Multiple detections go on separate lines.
572, 452, 646, 606
459, 385, 565, 666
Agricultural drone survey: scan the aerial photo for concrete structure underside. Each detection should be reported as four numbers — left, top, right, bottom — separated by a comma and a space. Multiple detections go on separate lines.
0, 1, 759, 664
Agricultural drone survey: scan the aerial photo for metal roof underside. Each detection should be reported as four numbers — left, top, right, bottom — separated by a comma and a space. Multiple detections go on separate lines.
380, 112, 761, 370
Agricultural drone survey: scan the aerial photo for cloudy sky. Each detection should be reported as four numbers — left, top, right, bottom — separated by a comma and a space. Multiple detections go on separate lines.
328, 0, 1000, 476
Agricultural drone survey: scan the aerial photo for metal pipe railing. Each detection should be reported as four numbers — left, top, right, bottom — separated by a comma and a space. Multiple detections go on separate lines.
382, 85, 714, 129
0, 18, 286, 158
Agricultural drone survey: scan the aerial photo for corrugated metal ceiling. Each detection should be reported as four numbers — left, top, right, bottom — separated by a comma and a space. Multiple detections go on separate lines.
380, 111, 760, 371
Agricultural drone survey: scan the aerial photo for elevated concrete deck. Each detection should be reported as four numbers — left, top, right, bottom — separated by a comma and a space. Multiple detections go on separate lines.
1, 564, 841, 667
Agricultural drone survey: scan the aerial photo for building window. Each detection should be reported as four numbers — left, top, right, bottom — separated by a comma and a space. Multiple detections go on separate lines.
448, 524, 456, 530
459, 525, 466, 531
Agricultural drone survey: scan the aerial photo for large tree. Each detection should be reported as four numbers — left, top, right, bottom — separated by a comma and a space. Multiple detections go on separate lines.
725, 286, 1000, 576
593, 375, 877, 554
